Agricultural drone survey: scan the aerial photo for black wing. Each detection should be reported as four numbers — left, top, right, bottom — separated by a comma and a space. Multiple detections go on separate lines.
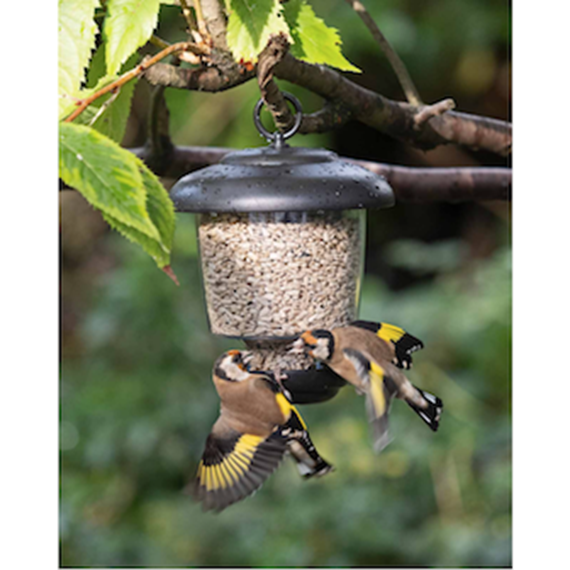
190, 425, 287, 512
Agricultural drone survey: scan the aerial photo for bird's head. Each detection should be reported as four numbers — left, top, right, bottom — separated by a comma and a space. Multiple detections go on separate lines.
291, 330, 335, 362
214, 350, 250, 382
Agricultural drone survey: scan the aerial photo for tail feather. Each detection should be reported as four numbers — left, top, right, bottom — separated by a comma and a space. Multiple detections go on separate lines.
365, 362, 396, 453
367, 410, 392, 453
406, 387, 443, 431
287, 436, 334, 478
285, 408, 334, 478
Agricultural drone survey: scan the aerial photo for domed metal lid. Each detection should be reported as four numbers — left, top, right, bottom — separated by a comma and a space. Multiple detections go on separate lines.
170, 93, 394, 213
170, 144, 394, 213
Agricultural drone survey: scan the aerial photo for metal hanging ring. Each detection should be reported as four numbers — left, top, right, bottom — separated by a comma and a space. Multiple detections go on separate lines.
253, 92, 303, 144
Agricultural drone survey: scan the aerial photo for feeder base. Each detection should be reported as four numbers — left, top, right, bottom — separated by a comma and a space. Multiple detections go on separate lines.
243, 339, 347, 405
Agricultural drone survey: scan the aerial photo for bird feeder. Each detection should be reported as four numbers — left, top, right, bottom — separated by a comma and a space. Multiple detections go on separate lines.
170, 94, 395, 401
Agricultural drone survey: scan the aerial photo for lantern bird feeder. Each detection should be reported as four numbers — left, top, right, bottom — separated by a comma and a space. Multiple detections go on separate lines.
170, 94, 395, 403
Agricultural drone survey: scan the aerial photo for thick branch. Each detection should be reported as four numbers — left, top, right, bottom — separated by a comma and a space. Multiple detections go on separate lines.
200, 0, 228, 49
144, 48, 254, 91
143, 54, 510, 155
354, 161, 511, 202
131, 145, 511, 202
274, 54, 511, 155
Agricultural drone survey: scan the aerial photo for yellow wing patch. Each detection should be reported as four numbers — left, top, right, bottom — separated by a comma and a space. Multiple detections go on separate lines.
197, 434, 263, 492
193, 430, 288, 511
275, 392, 293, 421
275, 392, 308, 430
376, 323, 406, 345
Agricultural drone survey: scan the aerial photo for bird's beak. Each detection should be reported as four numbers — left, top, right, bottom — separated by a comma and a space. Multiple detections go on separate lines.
289, 337, 306, 355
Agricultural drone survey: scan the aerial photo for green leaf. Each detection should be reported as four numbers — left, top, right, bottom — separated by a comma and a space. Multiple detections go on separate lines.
61, 68, 138, 136
283, 0, 360, 72
104, 0, 161, 75
59, 124, 174, 268
225, 0, 291, 65
104, 159, 175, 268
59, 123, 150, 233
78, 51, 141, 143
58, 0, 100, 117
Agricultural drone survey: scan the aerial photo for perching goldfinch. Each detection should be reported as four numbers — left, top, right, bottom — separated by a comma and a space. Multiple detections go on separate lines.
189, 350, 333, 512
291, 321, 443, 452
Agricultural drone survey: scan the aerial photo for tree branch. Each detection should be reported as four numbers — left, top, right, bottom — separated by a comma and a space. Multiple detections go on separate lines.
144, 47, 254, 91
274, 54, 511, 155
142, 53, 511, 155
256, 35, 353, 135
200, 0, 228, 50
131, 145, 511, 202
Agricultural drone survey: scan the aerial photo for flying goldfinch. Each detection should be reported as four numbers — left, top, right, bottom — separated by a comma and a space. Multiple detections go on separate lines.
291, 321, 443, 452
189, 350, 333, 512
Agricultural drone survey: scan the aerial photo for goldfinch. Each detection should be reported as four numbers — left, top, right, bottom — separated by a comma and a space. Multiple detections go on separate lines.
189, 350, 333, 512
291, 321, 443, 452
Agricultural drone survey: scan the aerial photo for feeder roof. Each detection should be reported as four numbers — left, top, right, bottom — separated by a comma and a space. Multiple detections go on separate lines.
170, 145, 395, 213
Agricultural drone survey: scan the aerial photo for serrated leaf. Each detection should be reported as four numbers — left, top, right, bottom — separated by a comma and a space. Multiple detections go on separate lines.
79, 50, 140, 142
134, 158, 176, 263
225, 0, 291, 65
104, 0, 161, 75
76, 79, 138, 143
59, 123, 159, 242
283, 0, 360, 72
101, 158, 175, 269
58, 0, 100, 117
59, 124, 174, 269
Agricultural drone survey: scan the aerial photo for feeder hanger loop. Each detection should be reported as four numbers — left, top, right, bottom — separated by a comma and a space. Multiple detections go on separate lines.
253, 92, 303, 149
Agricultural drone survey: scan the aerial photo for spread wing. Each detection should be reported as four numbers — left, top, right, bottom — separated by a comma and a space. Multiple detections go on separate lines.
350, 320, 424, 369
189, 419, 287, 512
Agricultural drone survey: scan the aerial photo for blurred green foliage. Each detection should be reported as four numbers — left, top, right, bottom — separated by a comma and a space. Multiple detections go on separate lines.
61, 217, 510, 567
61, 0, 510, 566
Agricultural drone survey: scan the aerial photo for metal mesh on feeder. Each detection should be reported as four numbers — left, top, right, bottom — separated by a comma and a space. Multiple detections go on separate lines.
170, 93, 395, 403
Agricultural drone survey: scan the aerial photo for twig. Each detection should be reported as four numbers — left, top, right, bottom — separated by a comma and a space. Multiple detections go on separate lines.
192, 0, 209, 38
179, 0, 199, 33
344, 0, 422, 106
87, 88, 122, 127
64, 42, 209, 123
414, 98, 456, 127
